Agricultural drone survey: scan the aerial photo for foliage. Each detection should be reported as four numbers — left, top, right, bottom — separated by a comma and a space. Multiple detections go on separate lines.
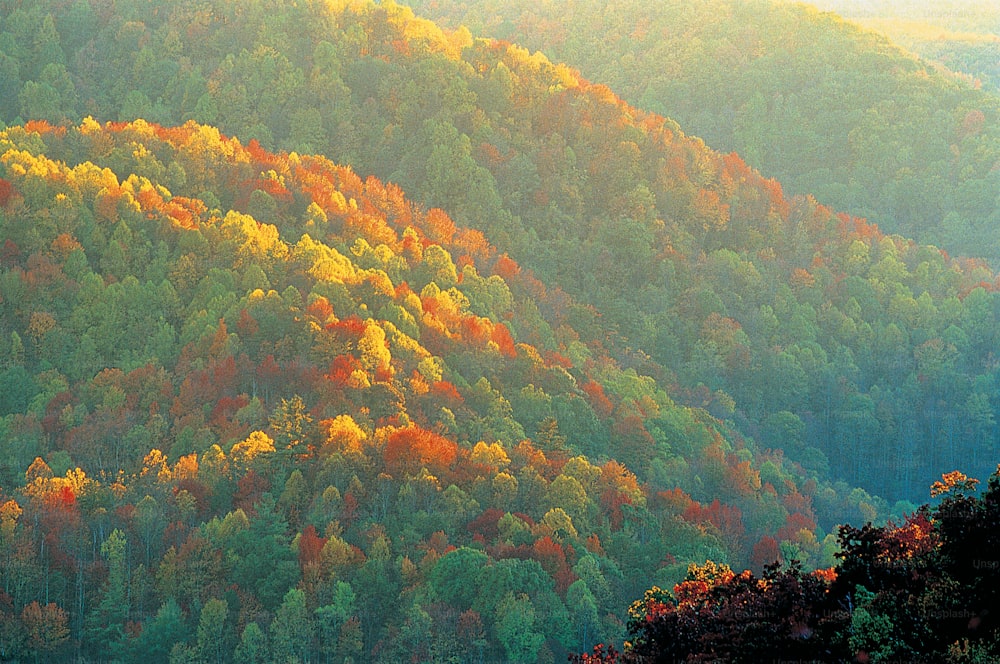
596, 468, 1000, 663
0, 116, 834, 661
3, 0, 998, 508
1, 0, 1000, 658
411, 0, 1000, 262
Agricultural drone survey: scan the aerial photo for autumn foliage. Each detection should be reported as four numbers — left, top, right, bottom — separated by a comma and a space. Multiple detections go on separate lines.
589, 470, 1000, 663
383, 425, 458, 477
2, 0, 1000, 660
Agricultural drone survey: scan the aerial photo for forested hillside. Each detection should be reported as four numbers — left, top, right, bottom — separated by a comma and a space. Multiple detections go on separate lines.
0, 0, 999, 515
1, 0, 1000, 659
0, 115, 875, 661
408, 0, 1000, 262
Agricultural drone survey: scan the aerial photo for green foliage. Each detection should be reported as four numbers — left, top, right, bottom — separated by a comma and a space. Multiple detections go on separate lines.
269, 588, 313, 663
495, 592, 545, 663
233, 622, 268, 664
131, 599, 189, 664
429, 546, 488, 610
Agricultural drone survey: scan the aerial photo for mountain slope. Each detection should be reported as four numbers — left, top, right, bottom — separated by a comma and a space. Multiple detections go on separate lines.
3, 0, 1000, 503
1, 116, 875, 662
811, 0, 1000, 94
407, 0, 1000, 263
2, 0, 1000, 657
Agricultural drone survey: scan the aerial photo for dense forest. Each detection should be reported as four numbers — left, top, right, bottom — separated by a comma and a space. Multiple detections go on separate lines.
408, 0, 1000, 262
1, 0, 996, 503
0, 0, 999, 660
0, 115, 866, 662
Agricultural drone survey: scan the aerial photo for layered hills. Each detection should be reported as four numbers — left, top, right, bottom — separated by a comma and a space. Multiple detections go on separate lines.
812, 0, 1000, 94
0, 0, 999, 660
0, 115, 861, 661
2, 0, 988, 502
408, 0, 1000, 262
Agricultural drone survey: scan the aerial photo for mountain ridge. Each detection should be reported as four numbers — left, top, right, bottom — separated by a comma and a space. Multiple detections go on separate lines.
407, 0, 1000, 263
4, 0, 999, 522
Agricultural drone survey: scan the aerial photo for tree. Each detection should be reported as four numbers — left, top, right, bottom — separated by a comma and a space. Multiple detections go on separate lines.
196, 598, 228, 664
269, 588, 314, 663
429, 547, 488, 610
336, 617, 363, 663
547, 473, 589, 525
388, 604, 434, 662
18, 81, 63, 124
135, 494, 166, 566
383, 425, 458, 477
315, 581, 356, 664
278, 469, 308, 528
85, 528, 129, 660
234, 622, 268, 664
229, 495, 299, 610
580, 468, 1000, 662
495, 592, 544, 664
269, 395, 314, 458
133, 599, 190, 664
358, 321, 392, 375
230, 430, 276, 470
619, 561, 843, 663
20, 601, 69, 663
535, 416, 567, 453
566, 580, 601, 653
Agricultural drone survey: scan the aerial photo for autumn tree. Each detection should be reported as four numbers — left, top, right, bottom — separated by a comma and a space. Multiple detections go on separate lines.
21, 601, 69, 663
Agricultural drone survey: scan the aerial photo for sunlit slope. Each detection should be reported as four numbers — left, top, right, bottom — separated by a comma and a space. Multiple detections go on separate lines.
2, 117, 854, 661
4, 0, 1000, 509
409, 0, 1000, 263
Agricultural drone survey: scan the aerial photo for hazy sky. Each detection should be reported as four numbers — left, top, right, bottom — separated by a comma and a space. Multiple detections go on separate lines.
806, 0, 1000, 29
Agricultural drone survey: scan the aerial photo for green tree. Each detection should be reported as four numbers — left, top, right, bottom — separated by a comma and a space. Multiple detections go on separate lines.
18, 80, 62, 123
229, 495, 299, 610
566, 580, 601, 652
429, 547, 488, 610
495, 592, 544, 664
269, 588, 314, 663
315, 581, 355, 664
132, 598, 190, 664
196, 598, 228, 664
135, 495, 166, 566
85, 529, 129, 660
234, 622, 268, 664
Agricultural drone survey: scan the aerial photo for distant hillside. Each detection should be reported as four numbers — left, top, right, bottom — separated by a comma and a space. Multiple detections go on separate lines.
811, 0, 1000, 30
3, 0, 1000, 658
811, 0, 1000, 94
408, 0, 1000, 263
